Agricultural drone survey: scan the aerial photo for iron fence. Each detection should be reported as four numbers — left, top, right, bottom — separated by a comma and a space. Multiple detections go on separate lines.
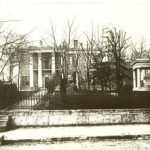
5, 90, 150, 110
7, 91, 46, 110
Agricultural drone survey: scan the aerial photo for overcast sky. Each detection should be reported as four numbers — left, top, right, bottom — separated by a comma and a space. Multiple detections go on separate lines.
0, 0, 150, 46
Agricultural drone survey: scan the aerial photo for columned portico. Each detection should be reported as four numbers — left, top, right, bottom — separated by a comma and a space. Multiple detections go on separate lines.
29, 54, 34, 88
132, 58, 150, 91
23, 47, 62, 91
38, 53, 42, 88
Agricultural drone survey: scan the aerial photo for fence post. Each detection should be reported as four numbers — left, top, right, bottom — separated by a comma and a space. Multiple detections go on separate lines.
48, 93, 51, 110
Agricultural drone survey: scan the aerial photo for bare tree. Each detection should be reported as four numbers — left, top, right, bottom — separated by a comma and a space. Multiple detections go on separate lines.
12, 34, 29, 90
105, 27, 130, 93
0, 30, 30, 90
131, 38, 150, 61
80, 26, 112, 92
0, 30, 20, 81
48, 18, 79, 98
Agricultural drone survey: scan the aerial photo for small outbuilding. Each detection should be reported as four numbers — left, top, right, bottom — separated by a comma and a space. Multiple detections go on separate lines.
132, 58, 150, 91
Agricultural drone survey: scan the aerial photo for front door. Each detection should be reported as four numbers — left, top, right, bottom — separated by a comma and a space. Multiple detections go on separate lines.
45, 76, 50, 88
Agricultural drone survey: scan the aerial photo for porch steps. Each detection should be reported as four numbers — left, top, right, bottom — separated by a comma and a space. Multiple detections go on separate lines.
0, 115, 8, 132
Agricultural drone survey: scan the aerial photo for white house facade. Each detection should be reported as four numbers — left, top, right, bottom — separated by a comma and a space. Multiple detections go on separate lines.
20, 46, 76, 91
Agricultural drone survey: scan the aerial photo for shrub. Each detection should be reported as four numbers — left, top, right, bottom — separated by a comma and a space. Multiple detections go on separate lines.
46, 74, 61, 94
0, 82, 19, 109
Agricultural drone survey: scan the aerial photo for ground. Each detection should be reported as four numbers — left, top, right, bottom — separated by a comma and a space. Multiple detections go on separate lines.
0, 139, 150, 150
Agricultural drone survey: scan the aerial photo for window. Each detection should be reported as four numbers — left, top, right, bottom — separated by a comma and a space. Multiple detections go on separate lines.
33, 53, 38, 69
21, 76, 29, 87
145, 69, 150, 78
42, 53, 52, 69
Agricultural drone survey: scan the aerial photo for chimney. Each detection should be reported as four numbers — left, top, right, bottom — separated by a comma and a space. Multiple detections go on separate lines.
74, 40, 78, 49
63, 40, 67, 48
39, 40, 43, 47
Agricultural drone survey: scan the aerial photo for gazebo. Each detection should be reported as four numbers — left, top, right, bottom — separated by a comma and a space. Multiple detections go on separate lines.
132, 58, 150, 91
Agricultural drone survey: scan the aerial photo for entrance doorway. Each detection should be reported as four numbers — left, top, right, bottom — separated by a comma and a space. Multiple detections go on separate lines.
45, 76, 50, 88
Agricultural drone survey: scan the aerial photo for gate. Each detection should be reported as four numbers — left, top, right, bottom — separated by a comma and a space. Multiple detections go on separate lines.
7, 90, 48, 110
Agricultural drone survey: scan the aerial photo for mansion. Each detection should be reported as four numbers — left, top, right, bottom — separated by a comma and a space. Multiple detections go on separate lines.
1, 40, 150, 92
0, 40, 80, 91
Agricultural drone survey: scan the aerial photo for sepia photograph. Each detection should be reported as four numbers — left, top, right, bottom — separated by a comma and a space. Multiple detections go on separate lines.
0, 0, 150, 149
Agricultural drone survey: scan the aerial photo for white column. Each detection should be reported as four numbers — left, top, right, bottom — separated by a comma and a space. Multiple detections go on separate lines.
29, 54, 34, 88
137, 68, 141, 88
76, 71, 79, 89
133, 70, 136, 90
38, 53, 42, 88
52, 53, 55, 74
61, 56, 64, 78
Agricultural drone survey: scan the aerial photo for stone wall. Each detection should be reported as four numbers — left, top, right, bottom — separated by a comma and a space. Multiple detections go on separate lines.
2, 109, 150, 127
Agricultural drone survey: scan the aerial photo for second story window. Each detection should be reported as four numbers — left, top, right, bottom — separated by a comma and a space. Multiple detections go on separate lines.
42, 53, 52, 69
33, 53, 38, 69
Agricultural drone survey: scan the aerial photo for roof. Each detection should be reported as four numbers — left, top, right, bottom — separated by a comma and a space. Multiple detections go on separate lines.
132, 58, 150, 66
